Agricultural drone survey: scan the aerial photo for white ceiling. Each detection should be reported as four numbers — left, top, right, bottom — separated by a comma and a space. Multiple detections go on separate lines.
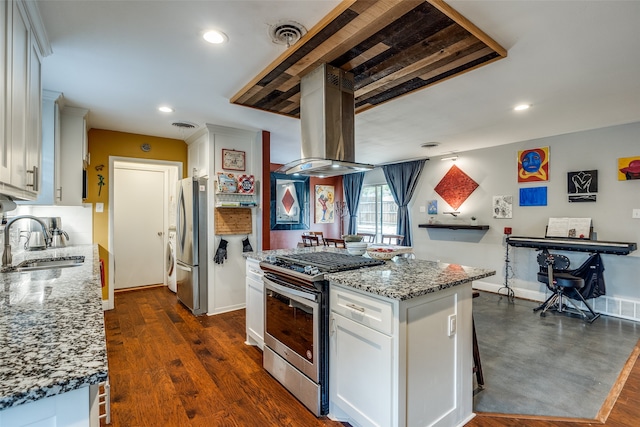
37, 0, 640, 165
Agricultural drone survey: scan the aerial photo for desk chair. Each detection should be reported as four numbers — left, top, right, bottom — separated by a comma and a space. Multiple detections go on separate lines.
301, 235, 321, 247
357, 233, 376, 243
382, 234, 404, 245
323, 238, 345, 248
533, 250, 600, 323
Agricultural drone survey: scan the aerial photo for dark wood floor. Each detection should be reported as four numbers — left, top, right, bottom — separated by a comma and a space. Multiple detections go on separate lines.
103, 286, 640, 427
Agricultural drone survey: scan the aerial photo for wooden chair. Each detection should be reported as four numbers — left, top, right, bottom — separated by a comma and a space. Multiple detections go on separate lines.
357, 233, 376, 243
309, 231, 325, 245
382, 234, 404, 245
323, 238, 346, 248
301, 235, 321, 247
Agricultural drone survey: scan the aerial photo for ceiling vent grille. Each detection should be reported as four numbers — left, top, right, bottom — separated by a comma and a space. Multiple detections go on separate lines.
269, 21, 307, 47
171, 121, 197, 129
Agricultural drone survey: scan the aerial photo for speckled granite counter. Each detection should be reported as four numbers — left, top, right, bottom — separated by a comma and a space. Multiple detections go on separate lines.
0, 245, 107, 411
244, 247, 495, 300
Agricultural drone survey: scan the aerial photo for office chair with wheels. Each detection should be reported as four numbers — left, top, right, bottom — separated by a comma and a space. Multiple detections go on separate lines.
533, 250, 600, 323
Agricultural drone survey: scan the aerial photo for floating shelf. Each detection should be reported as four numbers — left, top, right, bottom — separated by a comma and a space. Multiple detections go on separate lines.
215, 191, 258, 208
418, 224, 490, 230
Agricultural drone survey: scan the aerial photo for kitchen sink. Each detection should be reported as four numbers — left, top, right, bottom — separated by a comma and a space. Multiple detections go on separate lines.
2, 256, 85, 273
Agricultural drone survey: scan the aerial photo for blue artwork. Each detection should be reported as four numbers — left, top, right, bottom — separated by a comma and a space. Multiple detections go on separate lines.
427, 199, 438, 215
519, 187, 547, 206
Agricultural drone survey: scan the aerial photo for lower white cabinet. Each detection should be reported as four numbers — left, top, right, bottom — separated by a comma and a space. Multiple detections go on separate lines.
245, 257, 264, 349
331, 311, 394, 427
0, 386, 92, 427
329, 283, 474, 427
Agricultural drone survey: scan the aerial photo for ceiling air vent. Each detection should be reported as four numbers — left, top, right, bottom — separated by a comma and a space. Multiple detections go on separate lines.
171, 121, 197, 129
269, 21, 307, 47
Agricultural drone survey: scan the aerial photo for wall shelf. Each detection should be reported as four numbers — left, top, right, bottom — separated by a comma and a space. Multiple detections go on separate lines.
215, 191, 258, 208
418, 224, 490, 230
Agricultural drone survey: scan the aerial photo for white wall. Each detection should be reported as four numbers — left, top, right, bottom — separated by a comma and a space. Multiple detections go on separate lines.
370, 122, 640, 301
12, 204, 93, 244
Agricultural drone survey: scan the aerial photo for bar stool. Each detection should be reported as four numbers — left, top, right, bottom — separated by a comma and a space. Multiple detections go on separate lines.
472, 291, 484, 390
323, 238, 345, 248
301, 235, 321, 247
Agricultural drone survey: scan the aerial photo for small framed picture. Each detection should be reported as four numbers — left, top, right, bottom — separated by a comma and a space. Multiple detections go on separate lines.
222, 149, 245, 171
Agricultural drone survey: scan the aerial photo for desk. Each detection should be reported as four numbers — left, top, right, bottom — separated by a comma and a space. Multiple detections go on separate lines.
506, 236, 637, 255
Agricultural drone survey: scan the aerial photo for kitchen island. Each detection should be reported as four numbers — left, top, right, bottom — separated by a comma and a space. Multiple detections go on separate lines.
244, 247, 495, 427
0, 245, 107, 427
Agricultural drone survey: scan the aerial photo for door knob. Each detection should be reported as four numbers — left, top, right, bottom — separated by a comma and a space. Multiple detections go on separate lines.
158, 231, 163, 236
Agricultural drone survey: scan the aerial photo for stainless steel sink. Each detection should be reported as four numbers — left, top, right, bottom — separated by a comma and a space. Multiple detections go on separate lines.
2, 256, 85, 273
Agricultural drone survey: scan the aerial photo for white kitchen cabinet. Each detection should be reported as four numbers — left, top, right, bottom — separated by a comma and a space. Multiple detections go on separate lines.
0, 0, 50, 201
329, 283, 474, 427
245, 257, 264, 349
187, 132, 208, 178
0, 386, 91, 427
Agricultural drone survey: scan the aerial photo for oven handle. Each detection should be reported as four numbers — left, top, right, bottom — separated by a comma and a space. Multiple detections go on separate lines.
263, 276, 319, 303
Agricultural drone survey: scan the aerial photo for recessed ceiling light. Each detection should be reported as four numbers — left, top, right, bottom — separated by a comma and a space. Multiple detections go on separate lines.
514, 104, 531, 111
203, 30, 227, 44
158, 106, 174, 113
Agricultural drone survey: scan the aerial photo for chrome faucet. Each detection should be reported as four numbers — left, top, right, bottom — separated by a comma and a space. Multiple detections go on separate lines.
2, 216, 51, 267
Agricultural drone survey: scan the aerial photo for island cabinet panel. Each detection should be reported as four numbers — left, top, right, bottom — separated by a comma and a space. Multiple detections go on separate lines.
0, 386, 89, 427
331, 312, 395, 427
245, 257, 264, 349
329, 283, 474, 427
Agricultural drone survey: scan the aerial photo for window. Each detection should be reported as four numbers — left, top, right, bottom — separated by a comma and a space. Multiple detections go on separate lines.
356, 184, 398, 241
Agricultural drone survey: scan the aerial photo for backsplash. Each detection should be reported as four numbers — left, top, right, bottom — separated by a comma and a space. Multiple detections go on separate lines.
6, 205, 93, 250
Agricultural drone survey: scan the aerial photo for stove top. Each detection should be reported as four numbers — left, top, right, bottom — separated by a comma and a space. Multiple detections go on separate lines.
277, 252, 384, 273
260, 251, 384, 282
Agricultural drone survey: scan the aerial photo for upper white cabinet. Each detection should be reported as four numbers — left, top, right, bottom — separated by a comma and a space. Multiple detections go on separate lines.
0, 0, 51, 201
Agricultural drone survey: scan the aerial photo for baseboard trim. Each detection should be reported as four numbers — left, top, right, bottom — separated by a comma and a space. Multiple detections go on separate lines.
472, 280, 640, 323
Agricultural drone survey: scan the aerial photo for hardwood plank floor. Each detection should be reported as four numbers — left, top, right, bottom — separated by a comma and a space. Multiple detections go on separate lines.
103, 286, 640, 426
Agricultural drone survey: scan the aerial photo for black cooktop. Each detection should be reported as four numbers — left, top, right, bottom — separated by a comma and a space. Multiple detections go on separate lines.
276, 252, 384, 273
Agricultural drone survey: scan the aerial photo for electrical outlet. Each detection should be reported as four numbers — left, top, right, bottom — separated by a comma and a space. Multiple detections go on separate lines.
633, 209, 640, 219
448, 314, 457, 336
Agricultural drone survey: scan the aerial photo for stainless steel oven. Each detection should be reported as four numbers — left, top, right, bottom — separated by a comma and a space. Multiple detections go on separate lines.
263, 272, 327, 415
260, 251, 384, 417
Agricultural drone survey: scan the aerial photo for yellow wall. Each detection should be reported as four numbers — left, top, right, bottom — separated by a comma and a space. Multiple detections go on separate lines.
87, 129, 188, 299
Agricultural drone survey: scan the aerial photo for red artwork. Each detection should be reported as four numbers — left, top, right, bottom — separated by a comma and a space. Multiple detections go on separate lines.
434, 165, 479, 210
281, 188, 295, 214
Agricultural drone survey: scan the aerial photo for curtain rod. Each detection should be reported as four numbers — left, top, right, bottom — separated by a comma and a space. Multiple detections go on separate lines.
374, 157, 430, 167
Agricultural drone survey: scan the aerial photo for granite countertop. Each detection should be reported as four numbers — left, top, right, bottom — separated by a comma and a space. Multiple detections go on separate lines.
244, 247, 496, 301
0, 245, 108, 411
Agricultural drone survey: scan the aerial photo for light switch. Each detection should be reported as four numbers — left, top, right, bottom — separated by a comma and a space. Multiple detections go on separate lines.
96, 203, 104, 213
633, 209, 640, 219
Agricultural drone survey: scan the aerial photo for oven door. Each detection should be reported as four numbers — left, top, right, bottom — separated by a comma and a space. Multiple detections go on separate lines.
264, 274, 320, 382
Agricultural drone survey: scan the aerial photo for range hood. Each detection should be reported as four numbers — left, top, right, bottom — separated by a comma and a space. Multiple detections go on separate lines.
277, 64, 374, 177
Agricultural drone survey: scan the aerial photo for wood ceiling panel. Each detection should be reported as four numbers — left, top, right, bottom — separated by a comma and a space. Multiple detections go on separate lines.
230, 0, 507, 118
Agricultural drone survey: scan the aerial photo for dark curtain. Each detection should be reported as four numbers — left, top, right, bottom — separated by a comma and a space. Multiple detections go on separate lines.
342, 172, 365, 234
382, 159, 426, 246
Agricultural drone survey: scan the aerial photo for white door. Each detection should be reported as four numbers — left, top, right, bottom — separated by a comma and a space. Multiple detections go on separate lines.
114, 166, 165, 289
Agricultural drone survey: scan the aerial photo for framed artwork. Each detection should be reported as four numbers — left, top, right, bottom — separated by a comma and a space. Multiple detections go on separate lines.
519, 187, 547, 206
434, 165, 479, 210
427, 199, 438, 215
270, 172, 309, 230
492, 195, 513, 218
315, 185, 335, 223
618, 156, 640, 180
568, 170, 597, 202
222, 149, 245, 171
518, 146, 549, 182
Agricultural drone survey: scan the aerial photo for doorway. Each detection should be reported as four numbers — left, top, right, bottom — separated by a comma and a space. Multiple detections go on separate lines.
108, 159, 181, 298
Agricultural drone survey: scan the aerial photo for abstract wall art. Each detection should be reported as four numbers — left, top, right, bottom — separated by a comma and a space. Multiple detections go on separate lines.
270, 172, 310, 230
434, 165, 479, 210
492, 195, 513, 218
568, 170, 597, 202
618, 156, 640, 180
315, 185, 335, 223
518, 146, 549, 182
427, 199, 438, 215
519, 187, 547, 207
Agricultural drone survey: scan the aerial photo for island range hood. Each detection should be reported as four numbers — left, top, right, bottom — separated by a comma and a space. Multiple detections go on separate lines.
277, 64, 374, 177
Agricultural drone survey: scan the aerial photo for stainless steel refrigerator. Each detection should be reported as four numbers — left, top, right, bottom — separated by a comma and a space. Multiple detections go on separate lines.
176, 177, 208, 315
